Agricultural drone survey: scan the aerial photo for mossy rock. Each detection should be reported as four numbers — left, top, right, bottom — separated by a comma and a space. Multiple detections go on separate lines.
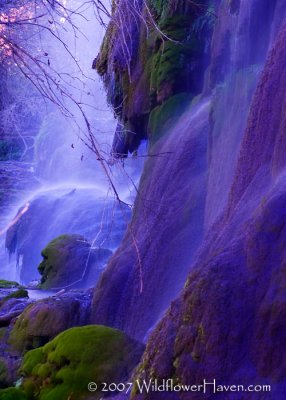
19, 325, 144, 400
94, 2, 211, 156
38, 234, 90, 290
148, 14, 205, 102
0, 290, 28, 306
9, 291, 92, 353
0, 329, 7, 342
150, 35, 202, 101
0, 388, 27, 400
0, 359, 9, 389
0, 280, 20, 289
148, 93, 193, 143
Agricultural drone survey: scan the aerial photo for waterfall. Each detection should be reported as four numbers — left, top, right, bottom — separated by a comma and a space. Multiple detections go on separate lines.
0, 1, 145, 285
90, 0, 286, 341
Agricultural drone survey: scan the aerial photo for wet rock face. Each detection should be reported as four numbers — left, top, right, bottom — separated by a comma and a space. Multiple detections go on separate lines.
91, 99, 210, 340
19, 325, 145, 400
132, 17, 286, 400
228, 21, 286, 213
38, 234, 90, 289
133, 181, 286, 399
9, 290, 93, 352
229, 0, 240, 14
91, 0, 286, 345
38, 234, 112, 290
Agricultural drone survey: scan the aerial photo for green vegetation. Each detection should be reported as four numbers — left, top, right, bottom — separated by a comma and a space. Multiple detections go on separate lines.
0, 280, 20, 289
38, 234, 89, 289
149, 93, 193, 143
0, 359, 9, 389
9, 305, 31, 353
94, 1, 213, 155
16, 325, 144, 400
9, 297, 79, 353
38, 234, 72, 283
0, 388, 27, 400
150, 15, 201, 92
0, 289, 28, 305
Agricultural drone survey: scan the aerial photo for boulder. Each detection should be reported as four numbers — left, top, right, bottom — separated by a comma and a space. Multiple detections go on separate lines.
0, 288, 29, 327
9, 290, 93, 352
0, 281, 20, 289
19, 325, 144, 400
38, 234, 112, 290
38, 234, 90, 289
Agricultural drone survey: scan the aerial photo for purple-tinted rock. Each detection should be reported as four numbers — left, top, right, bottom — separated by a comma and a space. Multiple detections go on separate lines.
9, 289, 93, 352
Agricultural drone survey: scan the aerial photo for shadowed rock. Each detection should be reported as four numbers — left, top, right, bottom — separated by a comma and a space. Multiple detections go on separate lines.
38, 234, 112, 290
9, 290, 93, 352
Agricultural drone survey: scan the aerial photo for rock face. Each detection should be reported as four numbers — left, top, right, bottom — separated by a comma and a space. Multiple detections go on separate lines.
9, 290, 93, 352
18, 326, 144, 400
91, 0, 286, 340
38, 235, 101, 290
228, 19, 286, 213
92, 99, 209, 339
2, 0, 286, 398
95, 0, 214, 156
37, 234, 112, 290
38, 234, 90, 289
90, 0, 286, 398
133, 184, 286, 399
131, 8, 286, 400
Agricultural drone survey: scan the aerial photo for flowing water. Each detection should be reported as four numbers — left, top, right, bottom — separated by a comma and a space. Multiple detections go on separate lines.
0, 1, 145, 286
91, 0, 286, 341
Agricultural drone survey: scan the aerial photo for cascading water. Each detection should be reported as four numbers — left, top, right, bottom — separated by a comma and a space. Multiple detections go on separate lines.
205, 0, 283, 229
89, 0, 286, 343
0, 1, 145, 286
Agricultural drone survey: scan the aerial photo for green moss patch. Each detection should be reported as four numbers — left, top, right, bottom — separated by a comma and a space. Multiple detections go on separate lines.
94, 1, 212, 155
0, 388, 27, 400
149, 93, 193, 143
0, 280, 20, 289
0, 359, 9, 389
19, 325, 144, 400
9, 313, 30, 353
0, 289, 28, 305
38, 234, 90, 290
149, 15, 204, 102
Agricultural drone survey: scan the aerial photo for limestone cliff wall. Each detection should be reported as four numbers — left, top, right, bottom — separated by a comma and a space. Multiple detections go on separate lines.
92, 3, 286, 396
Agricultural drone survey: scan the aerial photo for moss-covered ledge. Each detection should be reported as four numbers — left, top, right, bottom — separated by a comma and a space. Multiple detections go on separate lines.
94, 0, 215, 157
